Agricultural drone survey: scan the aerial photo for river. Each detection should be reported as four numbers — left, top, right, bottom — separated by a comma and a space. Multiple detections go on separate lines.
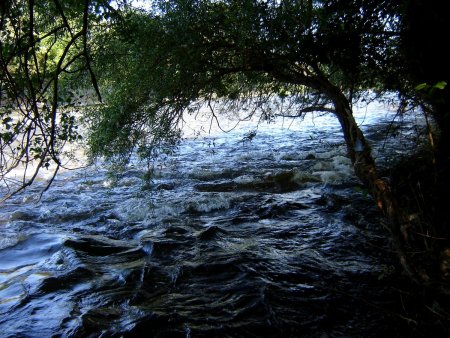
0, 101, 426, 336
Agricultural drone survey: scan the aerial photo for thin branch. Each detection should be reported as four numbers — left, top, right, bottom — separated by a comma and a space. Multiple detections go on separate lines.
83, 0, 102, 102
274, 106, 335, 118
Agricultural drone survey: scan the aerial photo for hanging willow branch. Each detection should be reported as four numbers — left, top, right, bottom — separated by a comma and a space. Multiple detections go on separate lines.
0, 0, 114, 201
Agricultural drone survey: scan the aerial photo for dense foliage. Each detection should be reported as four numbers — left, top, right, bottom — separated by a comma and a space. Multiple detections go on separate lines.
88, 0, 401, 160
0, 0, 121, 198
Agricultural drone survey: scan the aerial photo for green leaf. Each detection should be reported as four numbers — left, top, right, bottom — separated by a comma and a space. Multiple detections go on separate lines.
414, 83, 428, 91
2, 116, 12, 124
433, 81, 447, 90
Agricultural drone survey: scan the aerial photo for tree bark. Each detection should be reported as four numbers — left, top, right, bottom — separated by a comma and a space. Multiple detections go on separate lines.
271, 63, 424, 282
323, 82, 422, 282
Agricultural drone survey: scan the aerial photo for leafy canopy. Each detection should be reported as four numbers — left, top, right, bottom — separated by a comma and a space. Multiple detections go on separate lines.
1, 0, 440, 196
88, 0, 402, 166
0, 0, 123, 198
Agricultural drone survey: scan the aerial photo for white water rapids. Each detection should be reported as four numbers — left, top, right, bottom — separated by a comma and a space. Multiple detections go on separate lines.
0, 101, 425, 336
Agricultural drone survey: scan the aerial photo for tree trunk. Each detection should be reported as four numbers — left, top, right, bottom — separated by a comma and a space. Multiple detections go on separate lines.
325, 84, 422, 282
273, 65, 427, 282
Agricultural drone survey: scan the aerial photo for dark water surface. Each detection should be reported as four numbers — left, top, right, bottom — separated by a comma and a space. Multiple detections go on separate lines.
0, 104, 425, 337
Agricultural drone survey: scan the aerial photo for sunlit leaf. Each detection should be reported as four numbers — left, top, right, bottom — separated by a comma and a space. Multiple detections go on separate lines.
433, 81, 447, 90
414, 83, 428, 91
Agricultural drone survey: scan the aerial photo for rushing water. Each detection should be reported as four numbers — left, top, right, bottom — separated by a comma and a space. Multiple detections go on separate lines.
0, 102, 425, 337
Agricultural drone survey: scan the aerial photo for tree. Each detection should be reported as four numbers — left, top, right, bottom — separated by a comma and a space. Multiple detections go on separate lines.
0, 0, 121, 199
88, 0, 426, 280
2, 0, 449, 288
